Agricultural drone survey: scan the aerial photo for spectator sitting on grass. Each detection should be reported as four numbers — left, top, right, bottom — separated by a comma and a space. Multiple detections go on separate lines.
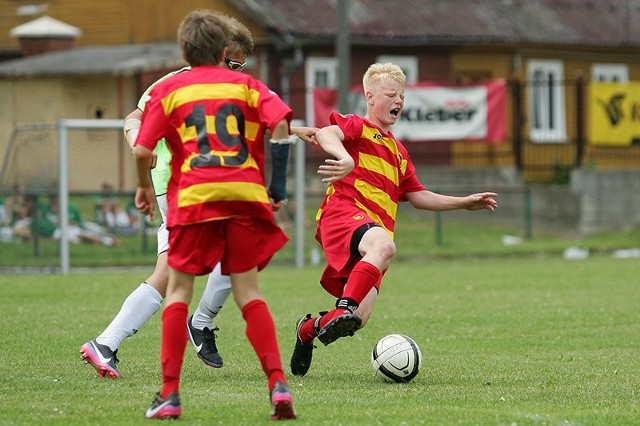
45, 195, 121, 247
94, 183, 133, 234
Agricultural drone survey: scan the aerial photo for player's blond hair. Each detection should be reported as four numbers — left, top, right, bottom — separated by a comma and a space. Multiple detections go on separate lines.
363, 62, 406, 92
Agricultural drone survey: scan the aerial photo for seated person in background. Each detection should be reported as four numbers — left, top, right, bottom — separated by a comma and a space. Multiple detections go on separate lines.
0, 196, 8, 226
0, 196, 10, 241
46, 195, 121, 247
10, 194, 38, 241
94, 183, 133, 234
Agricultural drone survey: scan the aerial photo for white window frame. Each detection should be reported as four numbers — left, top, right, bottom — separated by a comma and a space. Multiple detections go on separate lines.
376, 55, 418, 84
527, 60, 567, 143
305, 57, 338, 127
591, 63, 628, 83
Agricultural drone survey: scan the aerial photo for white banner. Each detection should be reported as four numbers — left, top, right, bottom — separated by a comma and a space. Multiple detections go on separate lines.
350, 85, 488, 141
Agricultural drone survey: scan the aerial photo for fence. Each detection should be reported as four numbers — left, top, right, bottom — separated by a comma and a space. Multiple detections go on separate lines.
2, 79, 640, 271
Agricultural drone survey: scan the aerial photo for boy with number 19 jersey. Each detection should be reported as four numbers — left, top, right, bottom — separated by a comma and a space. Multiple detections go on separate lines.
134, 10, 296, 421
138, 65, 291, 239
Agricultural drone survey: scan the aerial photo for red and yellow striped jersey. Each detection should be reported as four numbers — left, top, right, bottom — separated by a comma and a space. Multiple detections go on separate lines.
317, 112, 424, 237
136, 65, 292, 227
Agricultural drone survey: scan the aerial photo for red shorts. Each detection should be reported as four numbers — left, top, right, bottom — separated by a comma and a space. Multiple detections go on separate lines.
168, 216, 288, 276
315, 200, 384, 297
316, 199, 376, 273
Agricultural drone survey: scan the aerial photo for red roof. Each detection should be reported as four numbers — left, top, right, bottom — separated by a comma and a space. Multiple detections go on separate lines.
232, 0, 640, 47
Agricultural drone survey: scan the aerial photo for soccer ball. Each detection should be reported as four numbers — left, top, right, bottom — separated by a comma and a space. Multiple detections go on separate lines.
371, 334, 422, 383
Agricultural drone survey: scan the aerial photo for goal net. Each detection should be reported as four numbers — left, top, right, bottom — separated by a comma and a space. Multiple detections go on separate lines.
1, 118, 309, 273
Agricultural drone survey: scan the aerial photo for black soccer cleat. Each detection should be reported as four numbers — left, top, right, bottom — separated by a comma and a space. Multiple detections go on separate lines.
187, 315, 223, 368
316, 313, 362, 346
290, 314, 316, 376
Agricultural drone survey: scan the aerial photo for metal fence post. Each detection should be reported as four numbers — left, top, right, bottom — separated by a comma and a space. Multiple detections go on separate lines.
524, 186, 532, 240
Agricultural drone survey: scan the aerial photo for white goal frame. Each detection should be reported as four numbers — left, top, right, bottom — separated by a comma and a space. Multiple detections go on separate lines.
57, 119, 124, 274
57, 118, 307, 274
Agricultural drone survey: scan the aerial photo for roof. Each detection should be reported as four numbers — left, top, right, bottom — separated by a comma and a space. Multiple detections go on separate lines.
10, 16, 82, 39
0, 43, 185, 77
231, 0, 640, 47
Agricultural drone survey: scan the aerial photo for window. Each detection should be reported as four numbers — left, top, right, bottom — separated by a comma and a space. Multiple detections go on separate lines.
591, 64, 628, 83
305, 57, 337, 126
376, 55, 418, 84
527, 60, 567, 143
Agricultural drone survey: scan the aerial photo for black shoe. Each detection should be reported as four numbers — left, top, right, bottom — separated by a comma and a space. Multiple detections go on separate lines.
317, 313, 362, 346
290, 314, 315, 376
144, 392, 181, 419
270, 381, 296, 420
187, 315, 223, 368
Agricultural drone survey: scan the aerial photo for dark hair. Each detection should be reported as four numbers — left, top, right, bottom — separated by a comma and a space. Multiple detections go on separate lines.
178, 9, 230, 66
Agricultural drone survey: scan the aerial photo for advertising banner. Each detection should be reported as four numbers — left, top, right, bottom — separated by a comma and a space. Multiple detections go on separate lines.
313, 79, 507, 142
589, 82, 640, 146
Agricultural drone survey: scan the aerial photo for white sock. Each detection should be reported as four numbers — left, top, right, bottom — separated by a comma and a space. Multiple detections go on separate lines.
96, 283, 163, 351
191, 263, 232, 330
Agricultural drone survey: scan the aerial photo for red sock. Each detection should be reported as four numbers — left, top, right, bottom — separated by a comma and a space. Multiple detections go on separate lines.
343, 260, 381, 304
316, 261, 382, 329
160, 302, 189, 398
299, 316, 319, 343
242, 299, 286, 390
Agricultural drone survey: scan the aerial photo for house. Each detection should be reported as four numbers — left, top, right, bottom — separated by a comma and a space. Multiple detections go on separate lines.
1, 0, 639, 193
231, 0, 640, 182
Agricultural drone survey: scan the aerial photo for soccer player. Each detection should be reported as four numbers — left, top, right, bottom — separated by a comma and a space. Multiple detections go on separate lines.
290, 62, 498, 376
79, 14, 288, 377
134, 9, 296, 420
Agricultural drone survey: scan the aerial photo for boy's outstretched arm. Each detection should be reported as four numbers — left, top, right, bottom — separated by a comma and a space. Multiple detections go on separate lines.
405, 190, 498, 212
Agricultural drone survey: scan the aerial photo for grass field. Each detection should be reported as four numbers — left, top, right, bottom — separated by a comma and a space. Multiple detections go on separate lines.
1, 256, 638, 425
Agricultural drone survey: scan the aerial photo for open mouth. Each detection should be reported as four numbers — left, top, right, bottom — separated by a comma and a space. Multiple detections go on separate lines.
390, 108, 400, 117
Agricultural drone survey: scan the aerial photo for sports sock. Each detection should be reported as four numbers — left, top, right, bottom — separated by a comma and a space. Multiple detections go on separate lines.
191, 265, 232, 330
317, 307, 352, 329
242, 299, 286, 390
96, 283, 163, 351
298, 315, 319, 343
315, 261, 382, 330
342, 260, 382, 305
160, 302, 188, 398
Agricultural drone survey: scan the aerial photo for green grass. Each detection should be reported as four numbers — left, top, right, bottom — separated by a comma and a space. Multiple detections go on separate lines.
1, 258, 639, 425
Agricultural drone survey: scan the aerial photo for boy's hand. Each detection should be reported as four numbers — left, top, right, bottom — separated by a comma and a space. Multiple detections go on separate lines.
318, 157, 355, 183
292, 126, 319, 145
135, 186, 156, 221
465, 192, 498, 211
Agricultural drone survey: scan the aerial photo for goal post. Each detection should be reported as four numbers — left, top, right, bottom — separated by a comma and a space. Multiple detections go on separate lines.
58, 119, 124, 274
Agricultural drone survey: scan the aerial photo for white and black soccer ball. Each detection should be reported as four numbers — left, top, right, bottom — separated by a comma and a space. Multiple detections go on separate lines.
371, 334, 422, 383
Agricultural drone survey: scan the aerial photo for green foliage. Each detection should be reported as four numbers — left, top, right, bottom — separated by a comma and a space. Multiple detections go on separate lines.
0, 258, 638, 425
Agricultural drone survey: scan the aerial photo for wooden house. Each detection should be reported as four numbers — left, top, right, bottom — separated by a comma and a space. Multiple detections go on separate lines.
1, 0, 639, 192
